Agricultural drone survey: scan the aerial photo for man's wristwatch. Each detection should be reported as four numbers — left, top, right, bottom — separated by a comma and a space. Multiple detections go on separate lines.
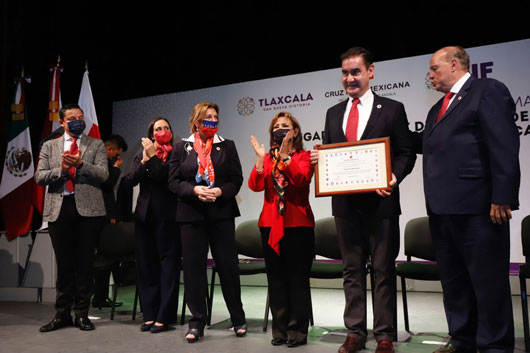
282, 156, 291, 163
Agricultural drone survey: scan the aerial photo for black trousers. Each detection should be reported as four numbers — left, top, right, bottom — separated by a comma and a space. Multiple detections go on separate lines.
180, 218, 245, 330
335, 214, 399, 343
135, 218, 181, 324
430, 214, 514, 353
260, 226, 314, 342
48, 195, 104, 317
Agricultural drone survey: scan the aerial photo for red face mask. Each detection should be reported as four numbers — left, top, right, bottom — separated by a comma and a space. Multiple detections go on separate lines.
200, 120, 218, 138
154, 129, 172, 145
201, 126, 218, 137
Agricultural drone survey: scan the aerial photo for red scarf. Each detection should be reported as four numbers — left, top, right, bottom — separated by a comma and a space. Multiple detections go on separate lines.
155, 143, 173, 162
268, 146, 292, 255
193, 132, 215, 186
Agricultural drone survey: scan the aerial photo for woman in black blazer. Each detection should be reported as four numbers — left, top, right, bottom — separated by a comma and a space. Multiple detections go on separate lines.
129, 117, 180, 333
168, 102, 246, 343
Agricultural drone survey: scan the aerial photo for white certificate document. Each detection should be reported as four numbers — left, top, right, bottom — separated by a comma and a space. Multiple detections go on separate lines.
315, 138, 391, 196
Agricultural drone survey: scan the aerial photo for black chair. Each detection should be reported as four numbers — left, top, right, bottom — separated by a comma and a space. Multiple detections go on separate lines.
519, 215, 530, 352
311, 217, 344, 278
309, 217, 344, 326
395, 216, 440, 333
207, 219, 270, 331
93, 221, 138, 320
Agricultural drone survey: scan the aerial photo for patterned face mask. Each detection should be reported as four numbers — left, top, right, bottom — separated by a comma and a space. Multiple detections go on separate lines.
201, 120, 218, 137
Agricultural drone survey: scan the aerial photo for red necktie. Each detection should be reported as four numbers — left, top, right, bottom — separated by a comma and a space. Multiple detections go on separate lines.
65, 137, 78, 192
436, 92, 455, 122
345, 98, 360, 141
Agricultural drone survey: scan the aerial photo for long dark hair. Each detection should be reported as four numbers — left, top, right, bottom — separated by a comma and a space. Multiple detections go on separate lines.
147, 117, 173, 145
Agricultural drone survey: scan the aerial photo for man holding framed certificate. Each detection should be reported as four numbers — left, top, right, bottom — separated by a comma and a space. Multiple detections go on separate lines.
311, 47, 416, 353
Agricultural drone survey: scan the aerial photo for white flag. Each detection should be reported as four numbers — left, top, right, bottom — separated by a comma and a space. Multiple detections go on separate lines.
78, 70, 101, 138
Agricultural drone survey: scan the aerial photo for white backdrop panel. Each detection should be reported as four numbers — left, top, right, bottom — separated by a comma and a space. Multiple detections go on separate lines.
114, 39, 530, 262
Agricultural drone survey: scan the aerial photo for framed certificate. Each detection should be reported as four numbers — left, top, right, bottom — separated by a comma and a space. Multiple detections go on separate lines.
315, 137, 391, 197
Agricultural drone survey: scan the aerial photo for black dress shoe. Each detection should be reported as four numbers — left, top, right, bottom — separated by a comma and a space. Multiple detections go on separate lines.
150, 324, 168, 333
286, 339, 307, 348
39, 316, 73, 332
271, 338, 286, 346
185, 328, 204, 343
92, 298, 123, 309
74, 316, 95, 331
140, 322, 154, 332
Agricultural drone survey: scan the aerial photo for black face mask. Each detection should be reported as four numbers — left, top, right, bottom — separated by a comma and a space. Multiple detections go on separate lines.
67, 120, 86, 136
272, 128, 291, 146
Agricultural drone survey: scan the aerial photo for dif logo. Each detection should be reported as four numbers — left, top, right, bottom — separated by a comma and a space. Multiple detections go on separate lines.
470, 61, 494, 78
426, 61, 495, 89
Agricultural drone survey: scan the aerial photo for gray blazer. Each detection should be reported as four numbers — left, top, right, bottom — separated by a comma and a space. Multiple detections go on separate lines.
35, 134, 109, 222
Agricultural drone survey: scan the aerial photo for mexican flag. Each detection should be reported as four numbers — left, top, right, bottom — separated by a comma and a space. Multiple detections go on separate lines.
0, 77, 35, 240
78, 70, 101, 139
33, 63, 63, 229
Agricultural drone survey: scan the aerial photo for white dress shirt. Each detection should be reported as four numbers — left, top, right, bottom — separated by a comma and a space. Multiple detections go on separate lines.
447, 72, 471, 108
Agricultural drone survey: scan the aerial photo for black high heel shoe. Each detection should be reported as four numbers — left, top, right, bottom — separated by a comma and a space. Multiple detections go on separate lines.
150, 323, 168, 333
234, 323, 247, 337
140, 322, 154, 332
185, 327, 204, 343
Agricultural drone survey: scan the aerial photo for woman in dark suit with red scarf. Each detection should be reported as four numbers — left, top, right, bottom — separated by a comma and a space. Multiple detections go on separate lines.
168, 102, 246, 343
129, 117, 181, 333
248, 112, 315, 347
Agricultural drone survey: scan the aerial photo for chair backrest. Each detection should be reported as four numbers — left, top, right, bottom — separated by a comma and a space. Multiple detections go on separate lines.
314, 217, 342, 260
522, 215, 530, 259
235, 219, 263, 259
404, 217, 436, 261
99, 222, 136, 258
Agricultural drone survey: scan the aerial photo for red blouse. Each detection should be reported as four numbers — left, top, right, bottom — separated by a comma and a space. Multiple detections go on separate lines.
248, 150, 315, 228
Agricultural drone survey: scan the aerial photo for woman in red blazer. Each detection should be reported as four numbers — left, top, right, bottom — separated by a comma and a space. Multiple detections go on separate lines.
248, 112, 315, 347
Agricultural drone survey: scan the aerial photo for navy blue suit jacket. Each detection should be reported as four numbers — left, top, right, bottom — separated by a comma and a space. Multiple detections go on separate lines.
421, 76, 520, 215
128, 151, 177, 223
168, 136, 243, 222
324, 93, 416, 218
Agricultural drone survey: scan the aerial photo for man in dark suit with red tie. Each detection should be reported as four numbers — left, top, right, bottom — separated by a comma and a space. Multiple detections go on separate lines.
419, 46, 520, 353
312, 47, 416, 353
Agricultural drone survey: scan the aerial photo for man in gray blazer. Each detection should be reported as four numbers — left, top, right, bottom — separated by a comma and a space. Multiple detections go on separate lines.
35, 103, 108, 332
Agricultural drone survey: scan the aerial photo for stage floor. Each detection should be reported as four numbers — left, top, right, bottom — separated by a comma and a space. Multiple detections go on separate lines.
0, 285, 527, 352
